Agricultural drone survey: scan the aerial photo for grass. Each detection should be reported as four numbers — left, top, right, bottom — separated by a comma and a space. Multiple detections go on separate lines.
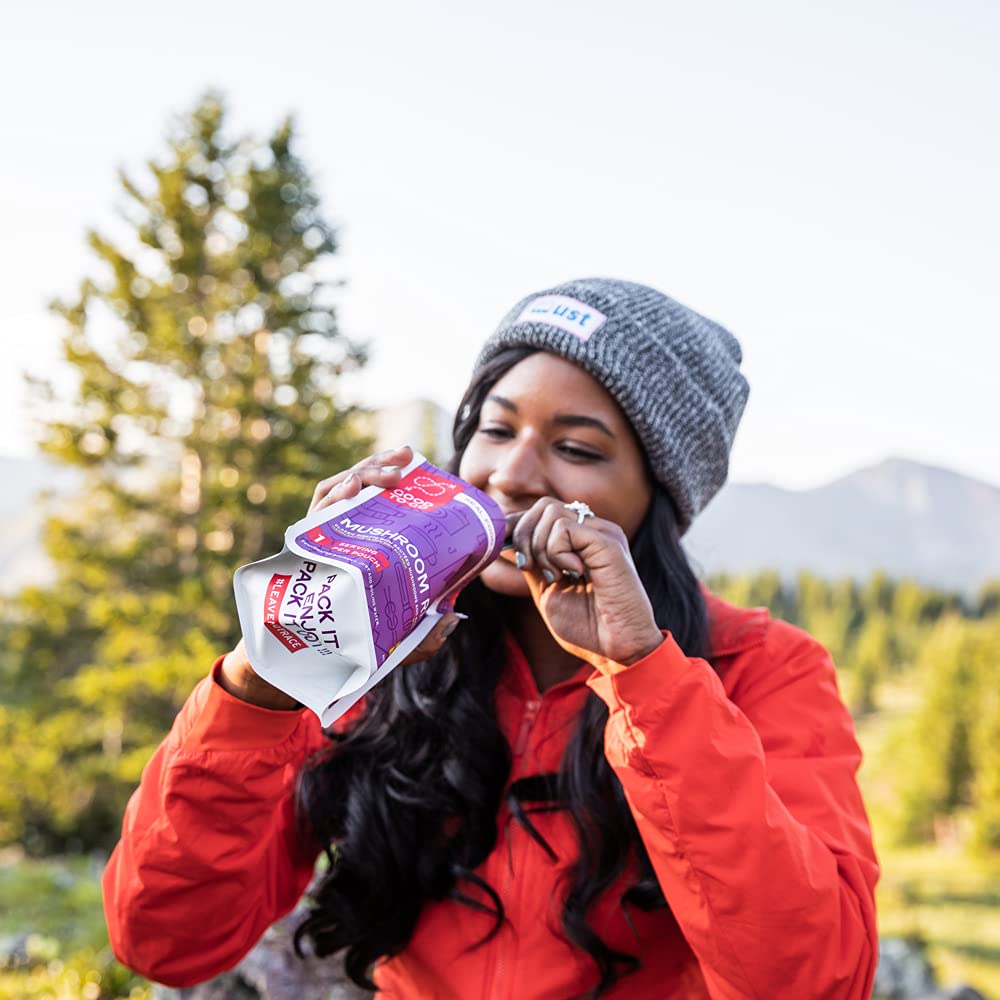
0, 853, 149, 1000
0, 855, 107, 952
876, 846, 1000, 996
852, 671, 1000, 996
3, 846, 999, 999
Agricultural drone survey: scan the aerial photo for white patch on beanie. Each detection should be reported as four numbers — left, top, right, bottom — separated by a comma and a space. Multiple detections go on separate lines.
515, 295, 607, 341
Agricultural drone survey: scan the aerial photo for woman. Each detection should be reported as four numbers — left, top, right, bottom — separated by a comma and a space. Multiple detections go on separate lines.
103, 278, 879, 998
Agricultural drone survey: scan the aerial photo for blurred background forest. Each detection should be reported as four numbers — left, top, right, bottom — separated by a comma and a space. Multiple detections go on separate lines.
2, 94, 998, 1000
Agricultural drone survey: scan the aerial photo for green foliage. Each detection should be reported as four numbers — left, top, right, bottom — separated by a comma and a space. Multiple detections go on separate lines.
705, 569, 794, 621
0, 855, 107, 950
0, 856, 149, 999
882, 616, 1000, 848
795, 572, 861, 666
0, 943, 148, 1000
877, 847, 1000, 997
977, 579, 1000, 618
970, 675, 1000, 849
710, 570, 1000, 848
1, 92, 370, 853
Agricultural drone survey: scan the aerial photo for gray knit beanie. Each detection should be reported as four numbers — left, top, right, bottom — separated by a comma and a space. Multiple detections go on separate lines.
472, 278, 749, 535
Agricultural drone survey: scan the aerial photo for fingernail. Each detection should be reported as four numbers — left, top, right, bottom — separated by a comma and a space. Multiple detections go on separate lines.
515, 551, 527, 570
562, 569, 582, 582
441, 620, 460, 639
344, 472, 359, 487
542, 568, 556, 585
381, 465, 399, 473
453, 613, 470, 621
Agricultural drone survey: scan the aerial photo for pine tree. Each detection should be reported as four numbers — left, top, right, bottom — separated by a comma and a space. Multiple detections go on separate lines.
847, 612, 895, 716
890, 616, 984, 846
970, 625, 1000, 848
1, 93, 370, 852
976, 579, 1000, 619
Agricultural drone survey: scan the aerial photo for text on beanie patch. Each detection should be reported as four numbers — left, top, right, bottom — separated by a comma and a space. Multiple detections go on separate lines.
515, 295, 608, 341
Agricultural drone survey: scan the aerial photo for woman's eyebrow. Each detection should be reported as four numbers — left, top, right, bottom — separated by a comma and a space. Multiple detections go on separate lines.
551, 414, 615, 439
486, 394, 517, 412
485, 394, 616, 439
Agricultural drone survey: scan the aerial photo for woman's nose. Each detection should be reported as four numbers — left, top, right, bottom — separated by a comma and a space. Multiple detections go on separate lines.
487, 436, 548, 502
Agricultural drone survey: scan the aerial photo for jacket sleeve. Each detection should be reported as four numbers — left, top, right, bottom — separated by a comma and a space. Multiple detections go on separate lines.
586, 621, 879, 1000
102, 659, 327, 987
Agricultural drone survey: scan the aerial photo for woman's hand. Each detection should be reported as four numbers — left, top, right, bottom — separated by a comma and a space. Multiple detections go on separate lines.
509, 498, 664, 669
309, 444, 465, 664
307, 444, 412, 514
220, 445, 464, 709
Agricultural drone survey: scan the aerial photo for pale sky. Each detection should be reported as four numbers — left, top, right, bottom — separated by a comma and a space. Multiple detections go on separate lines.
2, 0, 998, 489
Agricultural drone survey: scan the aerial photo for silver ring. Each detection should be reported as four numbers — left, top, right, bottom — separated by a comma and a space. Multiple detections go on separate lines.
564, 500, 595, 525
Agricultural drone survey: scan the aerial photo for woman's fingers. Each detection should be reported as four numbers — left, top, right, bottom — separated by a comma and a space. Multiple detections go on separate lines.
529, 503, 586, 581
545, 516, 590, 579
308, 445, 413, 513
512, 499, 592, 584
352, 444, 413, 472
398, 614, 463, 666
310, 465, 402, 513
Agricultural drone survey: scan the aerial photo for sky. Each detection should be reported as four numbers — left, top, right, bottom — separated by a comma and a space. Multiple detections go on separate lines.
2, 0, 998, 490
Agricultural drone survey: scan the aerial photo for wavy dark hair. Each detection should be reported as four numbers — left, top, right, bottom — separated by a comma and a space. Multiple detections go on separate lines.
295, 347, 713, 994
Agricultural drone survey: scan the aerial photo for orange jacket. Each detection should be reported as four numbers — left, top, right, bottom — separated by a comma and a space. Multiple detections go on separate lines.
103, 594, 879, 998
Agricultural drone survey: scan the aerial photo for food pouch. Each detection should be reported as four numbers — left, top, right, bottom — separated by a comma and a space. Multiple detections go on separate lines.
233, 450, 505, 726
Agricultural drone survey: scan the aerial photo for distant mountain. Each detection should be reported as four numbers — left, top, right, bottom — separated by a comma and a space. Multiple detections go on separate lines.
2, 454, 997, 597
685, 458, 1000, 596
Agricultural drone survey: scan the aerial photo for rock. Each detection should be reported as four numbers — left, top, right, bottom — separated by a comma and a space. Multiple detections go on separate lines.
871, 936, 990, 999
152, 907, 370, 1000
0, 933, 62, 971
153, 979, 258, 1000
873, 936, 939, 998
152, 929, 995, 999
0, 933, 30, 970
235, 909, 369, 1000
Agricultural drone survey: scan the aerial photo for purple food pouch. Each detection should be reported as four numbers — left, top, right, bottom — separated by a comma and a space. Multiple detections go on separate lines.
233, 450, 505, 725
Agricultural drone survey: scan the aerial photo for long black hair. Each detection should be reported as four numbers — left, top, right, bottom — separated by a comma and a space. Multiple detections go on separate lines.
295, 347, 712, 994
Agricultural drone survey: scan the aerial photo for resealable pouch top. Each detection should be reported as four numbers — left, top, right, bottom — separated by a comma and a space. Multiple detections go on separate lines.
233, 450, 505, 726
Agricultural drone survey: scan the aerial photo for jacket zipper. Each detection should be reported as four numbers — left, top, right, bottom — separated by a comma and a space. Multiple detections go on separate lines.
490, 698, 542, 997
512, 699, 541, 756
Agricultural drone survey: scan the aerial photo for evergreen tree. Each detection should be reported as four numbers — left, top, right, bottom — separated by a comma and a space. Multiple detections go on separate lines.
860, 569, 895, 617
847, 612, 895, 715
889, 616, 993, 846
971, 633, 1000, 849
0, 93, 369, 852
976, 579, 1000, 619
794, 571, 855, 665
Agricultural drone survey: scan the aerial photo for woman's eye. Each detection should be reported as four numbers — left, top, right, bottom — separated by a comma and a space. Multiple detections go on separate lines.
478, 425, 512, 440
558, 443, 603, 462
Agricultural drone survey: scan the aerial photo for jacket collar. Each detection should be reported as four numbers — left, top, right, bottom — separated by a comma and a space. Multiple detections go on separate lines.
500, 632, 592, 703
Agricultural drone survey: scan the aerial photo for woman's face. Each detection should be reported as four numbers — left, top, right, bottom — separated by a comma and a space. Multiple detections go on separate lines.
459, 352, 653, 597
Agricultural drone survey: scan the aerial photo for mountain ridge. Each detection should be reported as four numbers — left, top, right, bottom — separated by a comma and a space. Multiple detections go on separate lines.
685, 457, 1000, 596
